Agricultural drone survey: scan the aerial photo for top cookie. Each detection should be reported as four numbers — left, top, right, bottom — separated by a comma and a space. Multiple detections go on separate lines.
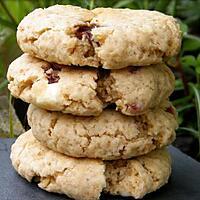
17, 5, 181, 69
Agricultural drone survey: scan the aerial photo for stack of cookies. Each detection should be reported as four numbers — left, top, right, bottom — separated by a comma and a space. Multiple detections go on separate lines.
8, 5, 182, 200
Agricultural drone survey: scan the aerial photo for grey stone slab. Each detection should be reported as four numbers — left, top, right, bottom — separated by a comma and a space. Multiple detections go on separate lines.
0, 139, 200, 200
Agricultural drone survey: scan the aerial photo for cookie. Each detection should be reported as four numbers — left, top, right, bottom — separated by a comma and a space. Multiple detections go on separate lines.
7, 54, 102, 116
97, 64, 175, 116
27, 104, 177, 160
17, 5, 181, 69
10, 130, 106, 200
11, 130, 171, 200
105, 147, 171, 198
7, 54, 175, 116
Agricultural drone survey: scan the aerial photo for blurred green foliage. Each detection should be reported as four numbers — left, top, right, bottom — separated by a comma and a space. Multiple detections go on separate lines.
0, 0, 200, 156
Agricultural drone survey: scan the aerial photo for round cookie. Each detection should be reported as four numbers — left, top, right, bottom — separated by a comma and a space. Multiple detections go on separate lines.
7, 54, 175, 116
11, 130, 171, 200
27, 104, 177, 160
17, 5, 181, 69
10, 130, 106, 200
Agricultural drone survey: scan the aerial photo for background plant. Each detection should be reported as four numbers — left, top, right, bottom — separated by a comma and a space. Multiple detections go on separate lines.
0, 0, 200, 159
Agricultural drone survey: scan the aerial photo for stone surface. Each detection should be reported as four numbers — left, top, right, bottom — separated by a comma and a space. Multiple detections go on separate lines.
0, 139, 200, 200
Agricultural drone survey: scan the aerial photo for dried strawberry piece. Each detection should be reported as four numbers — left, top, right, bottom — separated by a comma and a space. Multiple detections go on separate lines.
75, 24, 96, 42
42, 63, 63, 84
127, 103, 142, 113
45, 68, 60, 84
74, 24, 99, 57
165, 106, 175, 115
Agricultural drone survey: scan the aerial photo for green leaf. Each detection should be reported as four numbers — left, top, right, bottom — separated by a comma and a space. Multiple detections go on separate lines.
189, 83, 200, 156
166, 0, 176, 16
114, 0, 135, 8
196, 65, 200, 74
182, 34, 200, 52
178, 127, 199, 139
15, 0, 34, 21
143, 0, 149, 9
177, 104, 194, 112
155, 0, 170, 12
178, 115, 183, 125
181, 55, 197, 67
0, 79, 8, 92
172, 96, 191, 106
175, 79, 183, 88
178, 20, 188, 35
89, 0, 94, 9
0, 0, 18, 26
0, 17, 16, 30
176, 0, 200, 25
197, 54, 200, 65
0, 56, 4, 78
44, 0, 50, 7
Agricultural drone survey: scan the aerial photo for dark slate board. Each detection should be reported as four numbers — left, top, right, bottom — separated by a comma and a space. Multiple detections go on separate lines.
0, 139, 200, 200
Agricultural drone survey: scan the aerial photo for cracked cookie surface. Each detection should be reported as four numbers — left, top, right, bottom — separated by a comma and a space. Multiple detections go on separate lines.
10, 130, 106, 200
27, 104, 177, 160
7, 54, 175, 116
17, 5, 181, 69
7, 54, 102, 116
11, 130, 171, 200
105, 148, 171, 199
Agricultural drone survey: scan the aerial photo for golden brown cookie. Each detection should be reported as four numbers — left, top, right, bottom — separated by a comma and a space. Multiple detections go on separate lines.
10, 130, 106, 200
28, 104, 177, 160
17, 5, 181, 69
7, 54, 175, 116
11, 130, 171, 200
